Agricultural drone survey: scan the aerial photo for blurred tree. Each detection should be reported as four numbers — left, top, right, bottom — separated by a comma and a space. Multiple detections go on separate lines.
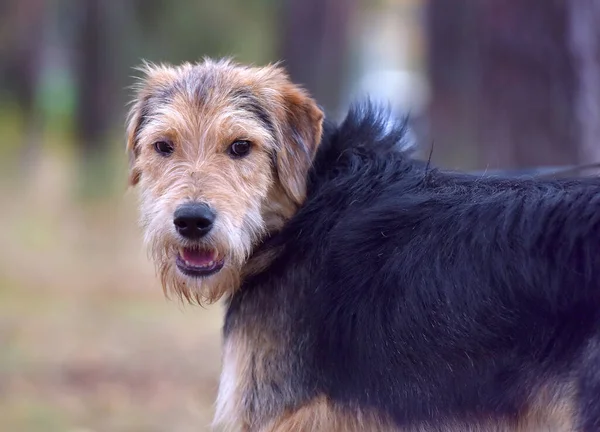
426, 1, 599, 170
74, 0, 114, 158
71, 0, 126, 198
569, 0, 600, 164
279, 0, 358, 115
0, 0, 44, 116
0, 0, 46, 166
424, 2, 479, 169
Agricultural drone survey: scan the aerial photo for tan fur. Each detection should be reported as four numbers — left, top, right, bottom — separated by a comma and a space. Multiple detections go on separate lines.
517, 381, 577, 432
126, 58, 323, 305
259, 396, 395, 432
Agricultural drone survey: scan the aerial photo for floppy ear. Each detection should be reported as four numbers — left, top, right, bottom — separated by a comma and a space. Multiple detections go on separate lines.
125, 62, 178, 186
273, 77, 324, 205
125, 96, 146, 186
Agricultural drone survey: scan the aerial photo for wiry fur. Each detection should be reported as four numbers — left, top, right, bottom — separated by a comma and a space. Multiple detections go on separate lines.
126, 58, 322, 304
127, 59, 600, 431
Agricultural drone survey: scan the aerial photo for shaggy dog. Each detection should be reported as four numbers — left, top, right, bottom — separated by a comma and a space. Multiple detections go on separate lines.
126, 59, 600, 431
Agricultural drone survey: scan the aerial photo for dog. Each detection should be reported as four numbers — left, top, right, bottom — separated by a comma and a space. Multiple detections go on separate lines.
126, 58, 600, 431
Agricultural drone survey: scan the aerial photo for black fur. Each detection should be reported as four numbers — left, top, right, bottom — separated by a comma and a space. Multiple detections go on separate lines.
226, 101, 600, 429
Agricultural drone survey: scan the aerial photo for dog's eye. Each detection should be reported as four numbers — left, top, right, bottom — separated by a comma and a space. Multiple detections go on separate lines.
154, 140, 174, 156
228, 140, 252, 158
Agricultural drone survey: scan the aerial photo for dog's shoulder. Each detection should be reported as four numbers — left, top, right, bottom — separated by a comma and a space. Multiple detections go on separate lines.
324, 100, 417, 155
310, 100, 421, 183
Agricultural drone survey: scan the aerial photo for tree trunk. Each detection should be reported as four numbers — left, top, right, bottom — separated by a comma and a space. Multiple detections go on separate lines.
426, 1, 586, 171
568, 0, 600, 165
279, 0, 357, 116
424, 1, 480, 169
74, 0, 113, 158
2, 0, 46, 169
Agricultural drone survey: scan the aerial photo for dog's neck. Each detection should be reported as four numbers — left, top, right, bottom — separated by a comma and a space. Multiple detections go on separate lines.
262, 180, 301, 233
240, 181, 305, 279
238, 121, 335, 287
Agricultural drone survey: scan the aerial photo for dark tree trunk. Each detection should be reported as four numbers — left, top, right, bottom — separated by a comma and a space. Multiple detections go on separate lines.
74, 0, 113, 158
425, 1, 480, 169
568, 0, 600, 164
426, 1, 587, 171
279, 0, 357, 116
2, 0, 46, 168
8, 0, 45, 119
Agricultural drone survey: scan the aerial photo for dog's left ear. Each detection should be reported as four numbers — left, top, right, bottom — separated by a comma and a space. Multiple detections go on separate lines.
270, 72, 324, 206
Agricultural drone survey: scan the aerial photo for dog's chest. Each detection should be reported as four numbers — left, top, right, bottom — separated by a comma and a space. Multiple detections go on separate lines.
212, 321, 297, 431
213, 335, 246, 431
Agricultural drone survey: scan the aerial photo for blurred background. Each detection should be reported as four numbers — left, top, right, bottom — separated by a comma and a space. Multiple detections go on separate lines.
1, 0, 599, 430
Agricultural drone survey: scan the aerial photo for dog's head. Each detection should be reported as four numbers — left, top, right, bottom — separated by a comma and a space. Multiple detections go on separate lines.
126, 58, 323, 304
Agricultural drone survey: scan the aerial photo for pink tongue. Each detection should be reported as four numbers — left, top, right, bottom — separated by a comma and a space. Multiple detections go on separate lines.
182, 248, 216, 266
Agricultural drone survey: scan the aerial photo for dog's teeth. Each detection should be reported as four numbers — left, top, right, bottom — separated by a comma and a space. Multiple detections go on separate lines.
208, 260, 214, 267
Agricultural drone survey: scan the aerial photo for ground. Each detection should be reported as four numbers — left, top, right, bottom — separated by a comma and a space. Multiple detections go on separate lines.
0, 149, 223, 432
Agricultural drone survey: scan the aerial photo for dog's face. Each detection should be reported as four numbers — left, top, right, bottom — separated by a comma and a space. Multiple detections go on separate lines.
126, 59, 323, 304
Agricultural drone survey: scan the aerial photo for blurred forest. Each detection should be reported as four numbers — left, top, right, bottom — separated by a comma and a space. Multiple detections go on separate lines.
1, 0, 599, 431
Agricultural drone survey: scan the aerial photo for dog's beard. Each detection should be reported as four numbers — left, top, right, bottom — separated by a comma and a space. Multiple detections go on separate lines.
141, 205, 267, 305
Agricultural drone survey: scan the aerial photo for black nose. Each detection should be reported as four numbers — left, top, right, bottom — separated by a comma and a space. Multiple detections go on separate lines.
173, 203, 216, 239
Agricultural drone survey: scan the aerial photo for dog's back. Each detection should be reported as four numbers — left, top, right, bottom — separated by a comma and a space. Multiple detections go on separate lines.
227, 102, 600, 431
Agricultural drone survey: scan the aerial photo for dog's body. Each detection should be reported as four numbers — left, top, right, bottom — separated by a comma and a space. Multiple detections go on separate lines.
217, 104, 600, 431
126, 59, 600, 431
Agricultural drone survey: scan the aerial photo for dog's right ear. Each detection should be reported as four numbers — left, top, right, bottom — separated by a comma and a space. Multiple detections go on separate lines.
126, 62, 178, 186
125, 95, 145, 186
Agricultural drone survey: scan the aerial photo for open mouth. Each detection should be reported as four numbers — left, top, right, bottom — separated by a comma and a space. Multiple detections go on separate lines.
176, 247, 224, 277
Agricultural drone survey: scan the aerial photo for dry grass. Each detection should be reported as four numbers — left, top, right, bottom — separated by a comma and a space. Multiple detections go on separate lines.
0, 150, 223, 431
